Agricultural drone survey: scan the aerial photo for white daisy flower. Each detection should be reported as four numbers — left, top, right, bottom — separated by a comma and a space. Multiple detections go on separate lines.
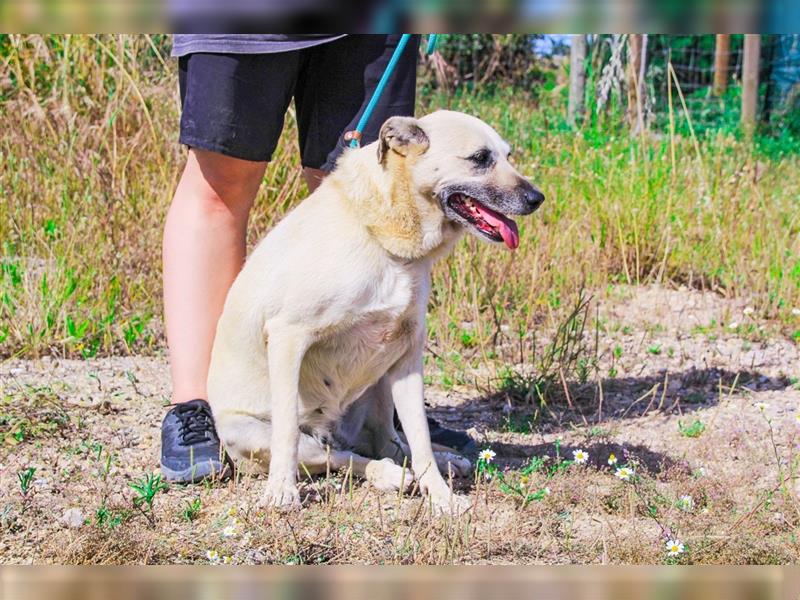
791, 308, 800, 316
754, 402, 769, 412
478, 449, 496, 463
665, 539, 685, 556
222, 525, 238, 538
607, 453, 618, 466
743, 307, 754, 315
221, 555, 233, 565
615, 467, 634, 481
677, 494, 694, 512
728, 322, 739, 330
572, 449, 588, 464
206, 549, 219, 562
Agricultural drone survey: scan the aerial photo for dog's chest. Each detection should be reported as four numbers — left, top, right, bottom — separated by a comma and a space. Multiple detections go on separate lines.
299, 263, 425, 420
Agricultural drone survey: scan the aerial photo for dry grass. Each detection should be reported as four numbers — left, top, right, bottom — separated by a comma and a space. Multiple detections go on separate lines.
1, 35, 799, 370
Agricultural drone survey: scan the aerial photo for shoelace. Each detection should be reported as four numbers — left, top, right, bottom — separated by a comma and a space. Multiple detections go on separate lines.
173, 402, 217, 446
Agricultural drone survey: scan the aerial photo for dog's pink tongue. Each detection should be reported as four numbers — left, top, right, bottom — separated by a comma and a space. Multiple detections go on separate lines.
475, 204, 520, 250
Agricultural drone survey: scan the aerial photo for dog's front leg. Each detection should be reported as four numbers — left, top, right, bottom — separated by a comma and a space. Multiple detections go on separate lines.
388, 344, 471, 516
258, 325, 310, 510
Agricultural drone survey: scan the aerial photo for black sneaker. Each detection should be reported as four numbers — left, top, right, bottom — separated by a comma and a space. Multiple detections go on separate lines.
394, 410, 477, 454
160, 399, 229, 483
427, 416, 477, 454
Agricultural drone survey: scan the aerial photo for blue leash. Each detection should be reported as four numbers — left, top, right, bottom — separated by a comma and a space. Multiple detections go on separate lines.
346, 34, 438, 148
426, 33, 438, 55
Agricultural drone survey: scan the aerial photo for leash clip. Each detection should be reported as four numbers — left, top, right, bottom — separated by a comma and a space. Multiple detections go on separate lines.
344, 130, 362, 148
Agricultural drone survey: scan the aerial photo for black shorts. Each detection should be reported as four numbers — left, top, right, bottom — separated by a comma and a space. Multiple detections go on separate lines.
178, 34, 420, 170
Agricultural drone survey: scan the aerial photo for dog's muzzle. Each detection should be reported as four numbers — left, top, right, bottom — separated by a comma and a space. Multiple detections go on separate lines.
439, 182, 544, 250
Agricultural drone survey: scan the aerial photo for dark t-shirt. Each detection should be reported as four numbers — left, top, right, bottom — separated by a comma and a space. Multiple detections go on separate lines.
171, 34, 346, 57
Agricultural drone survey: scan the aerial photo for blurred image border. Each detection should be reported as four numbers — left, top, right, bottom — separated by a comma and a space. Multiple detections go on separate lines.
1, 0, 799, 35
1, 565, 799, 600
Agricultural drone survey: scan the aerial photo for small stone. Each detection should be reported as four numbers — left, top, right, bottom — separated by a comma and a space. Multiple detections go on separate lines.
62, 508, 85, 529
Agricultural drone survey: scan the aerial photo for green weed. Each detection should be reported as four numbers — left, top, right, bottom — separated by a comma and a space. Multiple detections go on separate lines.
182, 497, 202, 522
476, 446, 573, 507
491, 289, 594, 406
678, 419, 706, 438
129, 472, 168, 528
17, 467, 35, 495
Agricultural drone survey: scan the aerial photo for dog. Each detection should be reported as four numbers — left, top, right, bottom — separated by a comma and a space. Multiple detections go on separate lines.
207, 110, 544, 513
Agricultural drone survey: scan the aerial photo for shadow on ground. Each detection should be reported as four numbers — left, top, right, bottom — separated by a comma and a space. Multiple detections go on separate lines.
430, 366, 792, 435
491, 440, 687, 475
440, 439, 685, 493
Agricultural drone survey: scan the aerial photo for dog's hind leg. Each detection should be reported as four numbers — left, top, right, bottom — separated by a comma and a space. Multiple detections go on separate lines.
351, 377, 471, 479
296, 433, 413, 493
216, 412, 412, 495
337, 381, 408, 465
214, 412, 273, 475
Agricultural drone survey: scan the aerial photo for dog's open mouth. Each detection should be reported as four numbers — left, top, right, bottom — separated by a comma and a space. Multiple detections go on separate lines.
447, 193, 520, 250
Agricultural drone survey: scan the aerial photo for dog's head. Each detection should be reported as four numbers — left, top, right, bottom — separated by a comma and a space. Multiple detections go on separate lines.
376, 110, 544, 250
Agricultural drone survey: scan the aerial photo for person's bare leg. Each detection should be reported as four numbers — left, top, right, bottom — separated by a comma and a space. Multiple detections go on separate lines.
302, 167, 327, 193
163, 149, 267, 403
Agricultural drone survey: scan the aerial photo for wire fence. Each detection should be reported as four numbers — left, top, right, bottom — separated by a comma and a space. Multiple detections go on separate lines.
426, 34, 800, 138
597, 34, 800, 135
646, 35, 746, 134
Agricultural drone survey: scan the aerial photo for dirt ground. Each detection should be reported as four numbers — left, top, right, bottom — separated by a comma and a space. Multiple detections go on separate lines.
1, 285, 799, 564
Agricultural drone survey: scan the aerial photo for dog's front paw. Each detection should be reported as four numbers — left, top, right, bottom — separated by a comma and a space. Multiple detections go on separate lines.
429, 491, 472, 517
434, 451, 472, 478
258, 479, 301, 510
365, 458, 413, 493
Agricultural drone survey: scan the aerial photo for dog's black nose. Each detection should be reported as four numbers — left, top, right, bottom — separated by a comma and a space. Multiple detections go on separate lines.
524, 186, 545, 210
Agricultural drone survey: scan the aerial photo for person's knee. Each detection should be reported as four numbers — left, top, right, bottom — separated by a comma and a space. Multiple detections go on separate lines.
181, 149, 266, 221
302, 167, 328, 193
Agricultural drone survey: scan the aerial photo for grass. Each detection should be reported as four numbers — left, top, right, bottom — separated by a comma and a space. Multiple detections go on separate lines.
1, 35, 799, 372
1, 384, 71, 445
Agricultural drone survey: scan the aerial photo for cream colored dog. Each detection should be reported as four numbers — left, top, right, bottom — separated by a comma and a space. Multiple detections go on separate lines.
207, 110, 544, 513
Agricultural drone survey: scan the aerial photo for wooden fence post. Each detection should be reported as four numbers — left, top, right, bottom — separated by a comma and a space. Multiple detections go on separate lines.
712, 34, 730, 96
741, 34, 760, 134
627, 34, 647, 132
568, 34, 587, 127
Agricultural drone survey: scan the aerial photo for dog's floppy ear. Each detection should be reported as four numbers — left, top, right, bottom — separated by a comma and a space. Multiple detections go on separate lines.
377, 116, 430, 165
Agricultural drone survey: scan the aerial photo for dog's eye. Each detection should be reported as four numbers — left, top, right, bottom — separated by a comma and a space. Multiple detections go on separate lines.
469, 149, 492, 167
